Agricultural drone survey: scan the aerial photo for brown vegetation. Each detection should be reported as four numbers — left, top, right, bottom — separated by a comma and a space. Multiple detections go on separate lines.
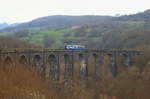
58, 46, 150, 99
0, 36, 39, 49
0, 46, 149, 99
0, 64, 61, 99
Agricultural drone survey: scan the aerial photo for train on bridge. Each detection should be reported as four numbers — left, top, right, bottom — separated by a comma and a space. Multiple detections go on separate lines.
64, 41, 86, 50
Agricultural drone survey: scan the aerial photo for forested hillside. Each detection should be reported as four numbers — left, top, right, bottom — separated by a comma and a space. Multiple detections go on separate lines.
0, 10, 150, 49
114, 9, 150, 21
0, 36, 38, 49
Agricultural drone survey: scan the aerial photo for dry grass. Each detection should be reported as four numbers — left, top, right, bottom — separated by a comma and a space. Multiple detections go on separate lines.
0, 64, 61, 99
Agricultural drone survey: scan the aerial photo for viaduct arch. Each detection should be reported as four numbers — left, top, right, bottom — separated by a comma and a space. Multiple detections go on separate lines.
0, 49, 141, 81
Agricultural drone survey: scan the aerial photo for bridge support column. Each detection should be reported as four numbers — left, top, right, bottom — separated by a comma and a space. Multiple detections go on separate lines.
3, 56, 14, 72
79, 54, 88, 80
123, 54, 132, 68
33, 55, 44, 77
109, 54, 117, 77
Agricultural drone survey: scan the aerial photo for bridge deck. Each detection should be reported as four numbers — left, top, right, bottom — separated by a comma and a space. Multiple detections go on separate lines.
0, 48, 141, 54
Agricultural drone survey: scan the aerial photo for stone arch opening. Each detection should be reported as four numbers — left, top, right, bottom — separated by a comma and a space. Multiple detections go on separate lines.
109, 54, 118, 77
93, 54, 98, 59
64, 54, 73, 79
93, 54, 98, 67
3, 56, 13, 71
93, 54, 98, 78
64, 54, 70, 63
19, 55, 27, 65
79, 54, 84, 60
48, 54, 59, 80
0, 56, 2, 66
33, 55, 43, 73
92, 53, 102, 79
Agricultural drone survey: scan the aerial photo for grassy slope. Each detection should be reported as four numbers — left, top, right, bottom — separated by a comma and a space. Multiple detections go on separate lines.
22, 21, 144, 46
19, 28, 76, 46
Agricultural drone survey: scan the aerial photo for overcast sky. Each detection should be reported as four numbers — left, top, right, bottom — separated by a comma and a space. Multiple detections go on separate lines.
0, 0, 150, 23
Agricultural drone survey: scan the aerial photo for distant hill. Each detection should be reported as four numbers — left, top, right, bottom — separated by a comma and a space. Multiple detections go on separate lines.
0, 10, 150, 49
0, 15, 112, 32
2, 10, 150, 32
114, 9, 150, 21
0, 23, 9, 29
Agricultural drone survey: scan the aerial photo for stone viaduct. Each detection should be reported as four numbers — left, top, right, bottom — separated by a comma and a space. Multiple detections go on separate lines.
0, 49, 141, 81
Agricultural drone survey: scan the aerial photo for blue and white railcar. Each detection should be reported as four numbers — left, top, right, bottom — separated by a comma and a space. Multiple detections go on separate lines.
65, 45, 85, 50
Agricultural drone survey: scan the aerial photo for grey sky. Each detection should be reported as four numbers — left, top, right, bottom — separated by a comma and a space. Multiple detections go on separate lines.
0, 0, 150, 23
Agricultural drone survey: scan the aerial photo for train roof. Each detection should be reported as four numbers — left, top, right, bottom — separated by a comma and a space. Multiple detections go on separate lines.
64, 41, 79, 43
